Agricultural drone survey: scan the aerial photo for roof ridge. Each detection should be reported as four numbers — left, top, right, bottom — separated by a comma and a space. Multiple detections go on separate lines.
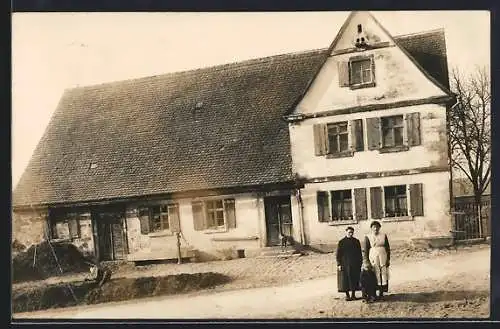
394, 28, 445, 39
69, 48, 328, 92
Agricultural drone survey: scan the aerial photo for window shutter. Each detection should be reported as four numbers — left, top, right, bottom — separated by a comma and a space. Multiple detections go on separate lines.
313, 124, 329, 156
139, 208, 150, 235
224, 199, 236, 229
406, 112, 421, 146
366, 117, 381, 150
370, 187, 383, 219
168, 204, 181, 233
350, 119, 364, 152
354, 188, 367, 221
370, 56, 376, 83
317, 191, 330, 222
338, 60, 350, 87
409, 183, 424, 216
68, 217, 79, 238
192, 201, 206, 231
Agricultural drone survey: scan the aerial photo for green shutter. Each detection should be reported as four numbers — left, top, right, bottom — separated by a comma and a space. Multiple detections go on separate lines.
354, 188, 367, 221
370, 187, 383, 219
406, 112, 421, 146
317, 191, 330, 222
313, 124, 329, 156
366, 117, 381, 150
138, 207, 150, 234
168, 204, 181, 233
338, 60, 350, 87
350, 119, 364, 152
192, 201, 205, 231
224, 199, 236, 229
410, 184, 424, 216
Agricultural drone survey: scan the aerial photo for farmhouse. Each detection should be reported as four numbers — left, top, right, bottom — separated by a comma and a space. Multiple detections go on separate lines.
12, 11, 455, 261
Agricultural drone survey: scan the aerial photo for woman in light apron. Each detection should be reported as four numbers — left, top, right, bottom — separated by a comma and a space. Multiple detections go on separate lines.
362, 221, 391, 300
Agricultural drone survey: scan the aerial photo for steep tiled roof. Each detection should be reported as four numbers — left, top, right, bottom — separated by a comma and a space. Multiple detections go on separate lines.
394, 29, 450, 89
13, 50, 326, 207
13, 29, 450, 208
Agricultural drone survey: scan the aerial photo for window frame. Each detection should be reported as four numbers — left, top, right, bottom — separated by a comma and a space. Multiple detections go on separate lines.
381, 115, 405, 148
349, 55, 375, 89
138, 203, 177, 235
327, 121, 350, 156
205, 199, 226, 230
317, 189, 357, 225
379, 185, 413, 222
50, 211, 82, 241
330, 189, 354, 222
193, 197, 236, 233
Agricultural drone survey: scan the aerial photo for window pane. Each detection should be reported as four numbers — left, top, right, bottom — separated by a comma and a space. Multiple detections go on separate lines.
332, 191, 342, 201
396, 185, 407, 196
343, 201, 353, 218
385, 198, 396, 217
216, 210, 225, 226
351, 62, 362, 85
206, 201, 215, 211
394, 127, 404, 146
207, 212, 216, 228
161, 213, 169, 230
397, 197, 408, 215
361, 59, 371, 71
329, 135, 339, 153
338, 123, 348, 133
339, 133, 348, 151
393, 116, 404, 127
362, 69, 371, 83
215, 200, 223, 209
382, 128, 394, 147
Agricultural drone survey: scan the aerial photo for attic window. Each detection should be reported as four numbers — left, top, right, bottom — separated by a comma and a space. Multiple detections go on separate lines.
357, 24, 362, 33
89, 163, 98, 169
195, 101, 203, 109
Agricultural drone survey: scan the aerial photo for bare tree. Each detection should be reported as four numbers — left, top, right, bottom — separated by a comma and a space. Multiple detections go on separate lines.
448, 66, 491, 225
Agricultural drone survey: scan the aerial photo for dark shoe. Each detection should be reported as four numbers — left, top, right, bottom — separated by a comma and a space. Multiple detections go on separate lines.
345, 296, 353, 301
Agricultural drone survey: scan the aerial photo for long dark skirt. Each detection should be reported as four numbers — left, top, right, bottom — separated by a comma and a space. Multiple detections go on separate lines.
337, 265, 361, 292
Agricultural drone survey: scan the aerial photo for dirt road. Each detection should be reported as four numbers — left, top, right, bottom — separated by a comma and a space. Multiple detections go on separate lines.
14, 248, 490, 319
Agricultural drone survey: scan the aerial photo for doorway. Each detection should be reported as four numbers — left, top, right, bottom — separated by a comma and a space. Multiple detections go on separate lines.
94, 208, 127, 261
264, 195, 293, 246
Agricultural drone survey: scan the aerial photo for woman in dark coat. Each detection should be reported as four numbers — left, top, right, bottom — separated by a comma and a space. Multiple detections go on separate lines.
336, 226, 363, 301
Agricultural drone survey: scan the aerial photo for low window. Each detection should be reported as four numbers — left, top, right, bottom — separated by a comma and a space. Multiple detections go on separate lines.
384, 185, 408, 217
138, 205, 171, 233
317, 190, 354, 223
50, 211, 81, 240
327, 122, 349, 154
192, 198, 237, 231
331, 190, 353, 221
381, 115, 404, 148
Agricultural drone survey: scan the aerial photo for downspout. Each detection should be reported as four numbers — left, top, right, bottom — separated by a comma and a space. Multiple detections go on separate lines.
295, 188, 306, 245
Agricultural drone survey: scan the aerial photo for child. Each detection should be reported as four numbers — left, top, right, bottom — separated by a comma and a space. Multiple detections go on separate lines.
360, 265, 377, 303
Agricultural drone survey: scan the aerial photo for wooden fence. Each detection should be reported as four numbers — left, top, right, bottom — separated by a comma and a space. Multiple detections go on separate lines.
453, 194, 491, 240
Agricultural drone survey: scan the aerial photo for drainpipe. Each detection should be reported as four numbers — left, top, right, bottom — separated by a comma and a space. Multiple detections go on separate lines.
295, 189, 306, 245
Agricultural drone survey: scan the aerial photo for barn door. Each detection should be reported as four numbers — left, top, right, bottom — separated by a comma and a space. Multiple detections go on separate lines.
96, 207, 127, 261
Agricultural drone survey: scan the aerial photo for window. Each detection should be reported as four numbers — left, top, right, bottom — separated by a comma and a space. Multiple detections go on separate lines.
192, 198, 236, 231
317, 190, 355, 223
366, 112, 421, 152
313, 119, 364, 157
327, 122, 349, 154
50, 211, 81, 240
350, 58, 373, 86
331, 190, 353, 221
138, 204, 175, 234
384, 185, 408, 217
381, 115, 404, 148
206, 200, 225, 229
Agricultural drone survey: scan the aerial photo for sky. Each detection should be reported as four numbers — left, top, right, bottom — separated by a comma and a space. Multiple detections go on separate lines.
11, 11, 490, 188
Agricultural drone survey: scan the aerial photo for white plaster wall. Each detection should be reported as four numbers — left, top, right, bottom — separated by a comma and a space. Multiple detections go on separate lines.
290, 104, 448, 179
297, 36, 446, 114
301, 171, 451, 246
125, 193, 274, 260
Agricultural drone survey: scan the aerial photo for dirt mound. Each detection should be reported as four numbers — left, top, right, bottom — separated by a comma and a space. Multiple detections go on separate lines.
12, 272, 232, 313
12, 241, 90, 283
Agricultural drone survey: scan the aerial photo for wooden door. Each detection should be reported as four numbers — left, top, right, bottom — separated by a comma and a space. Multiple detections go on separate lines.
264, 196, 293, 246
96, 208, 126, 261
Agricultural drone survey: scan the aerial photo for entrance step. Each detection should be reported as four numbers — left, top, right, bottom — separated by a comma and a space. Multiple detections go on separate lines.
257, 247, 302, 258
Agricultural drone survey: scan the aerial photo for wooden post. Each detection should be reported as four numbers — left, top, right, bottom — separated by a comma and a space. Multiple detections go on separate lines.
176, 232, 182, 265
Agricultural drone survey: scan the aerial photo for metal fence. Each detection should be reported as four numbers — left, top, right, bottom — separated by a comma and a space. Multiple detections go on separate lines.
453, 194, 491, 241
